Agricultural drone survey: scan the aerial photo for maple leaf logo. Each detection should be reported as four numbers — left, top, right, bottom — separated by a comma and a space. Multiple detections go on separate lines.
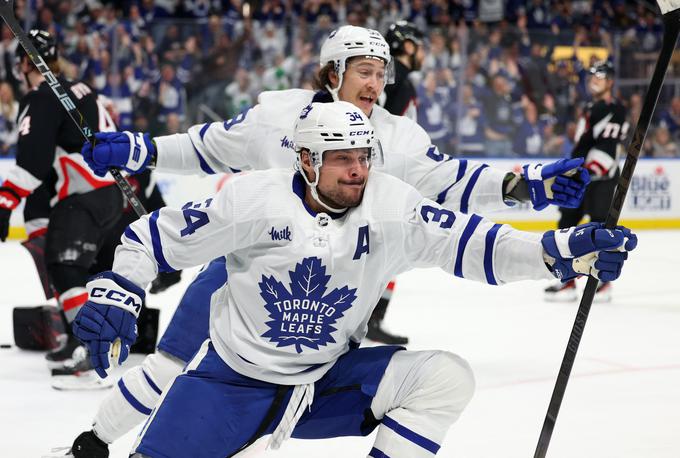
259, 257, 357, 353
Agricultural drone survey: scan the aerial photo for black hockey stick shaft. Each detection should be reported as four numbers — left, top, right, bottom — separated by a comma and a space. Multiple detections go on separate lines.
0, 0, 147, 218
534, 7, 680, 458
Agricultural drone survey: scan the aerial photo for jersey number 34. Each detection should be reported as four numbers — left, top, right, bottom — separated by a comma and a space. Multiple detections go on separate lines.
180, 198, 213, 237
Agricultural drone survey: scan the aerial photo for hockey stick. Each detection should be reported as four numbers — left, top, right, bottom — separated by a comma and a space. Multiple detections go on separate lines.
534, 2, 680, 457
0, 0, 147, 218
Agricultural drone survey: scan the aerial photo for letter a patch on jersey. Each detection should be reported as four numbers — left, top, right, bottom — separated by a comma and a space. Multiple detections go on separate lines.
353, 225, 370, 260
259, 257, 357, 353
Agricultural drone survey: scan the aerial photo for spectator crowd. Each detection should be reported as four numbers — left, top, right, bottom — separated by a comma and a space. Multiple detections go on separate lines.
0, 0, 678, 159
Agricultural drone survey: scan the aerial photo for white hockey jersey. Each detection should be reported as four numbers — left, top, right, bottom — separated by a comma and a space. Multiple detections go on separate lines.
114, 168, 553, 385
153, 89, 508, 214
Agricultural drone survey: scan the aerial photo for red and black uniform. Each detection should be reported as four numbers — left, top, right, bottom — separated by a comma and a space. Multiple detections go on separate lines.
1, 77, 122, 321
382, 59, 417, 120
558, 98, 628, 228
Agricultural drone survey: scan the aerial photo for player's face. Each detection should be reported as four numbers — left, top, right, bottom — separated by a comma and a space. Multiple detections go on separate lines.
588, 75, 610, 97
316, 148, 371, 208
336, 58, 386, 116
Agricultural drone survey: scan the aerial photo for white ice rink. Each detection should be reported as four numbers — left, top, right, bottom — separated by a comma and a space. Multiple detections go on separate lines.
1, 231, 679, 458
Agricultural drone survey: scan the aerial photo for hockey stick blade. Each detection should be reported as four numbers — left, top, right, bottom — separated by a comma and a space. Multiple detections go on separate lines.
0, 0, 147, 218
534, 4, 680, 458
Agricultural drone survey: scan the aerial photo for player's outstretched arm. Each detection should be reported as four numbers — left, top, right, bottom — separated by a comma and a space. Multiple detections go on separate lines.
508, 157, 591, 211
72, 271, 144, 378
541, 222, 638, 282
82, 131, 155, 177
82, 107, 258, 178
398, 190, 635, 285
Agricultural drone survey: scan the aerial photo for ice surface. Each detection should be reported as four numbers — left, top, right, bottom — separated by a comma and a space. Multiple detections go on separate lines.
1, 231, 679, 457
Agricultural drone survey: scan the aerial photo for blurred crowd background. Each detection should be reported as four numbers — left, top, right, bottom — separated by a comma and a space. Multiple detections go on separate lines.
0, 0, 679, 159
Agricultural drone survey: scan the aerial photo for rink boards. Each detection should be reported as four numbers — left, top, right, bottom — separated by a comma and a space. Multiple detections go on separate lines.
1, 157, 679, 239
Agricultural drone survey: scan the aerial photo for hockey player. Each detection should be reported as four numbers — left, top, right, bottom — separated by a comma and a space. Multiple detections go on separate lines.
84, 25, 590, 342
0, 30, 122, 372
69, 25, 591, 456
72, 101, 636, 458
544, 60, 628, 303
382, 20, 425, 120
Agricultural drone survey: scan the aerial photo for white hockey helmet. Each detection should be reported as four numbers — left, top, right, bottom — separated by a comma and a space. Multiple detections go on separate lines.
294, 101, 384, 212
319, 25, 395, 101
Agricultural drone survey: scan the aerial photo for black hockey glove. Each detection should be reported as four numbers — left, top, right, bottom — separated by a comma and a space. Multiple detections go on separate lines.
0, 186, 21, 242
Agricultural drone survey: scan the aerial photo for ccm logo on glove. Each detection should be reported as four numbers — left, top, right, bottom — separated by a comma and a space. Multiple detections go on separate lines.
90, 287, 142, 313
86, 272, 145, 317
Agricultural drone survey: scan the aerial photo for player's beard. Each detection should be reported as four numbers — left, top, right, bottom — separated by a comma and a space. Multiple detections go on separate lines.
317, 179, 366, 209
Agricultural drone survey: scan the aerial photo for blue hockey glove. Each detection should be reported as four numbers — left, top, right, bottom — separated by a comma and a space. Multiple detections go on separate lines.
542, 222, 638, 282
72, 271, 145, 378
523, 158, 591, 211
82, 131, 155, 177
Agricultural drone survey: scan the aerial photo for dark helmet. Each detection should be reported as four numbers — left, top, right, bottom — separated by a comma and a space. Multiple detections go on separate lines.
385, 20, 424, 56
589, 60, 615, 79
16, 29, 58, 64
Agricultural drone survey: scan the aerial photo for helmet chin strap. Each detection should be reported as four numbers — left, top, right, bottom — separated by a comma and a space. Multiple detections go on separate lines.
325, 60, 344, 101
301, 165, 347, 214
325, 82, 340, 102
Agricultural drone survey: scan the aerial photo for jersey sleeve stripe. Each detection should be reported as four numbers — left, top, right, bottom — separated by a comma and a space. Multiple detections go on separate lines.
435, 159, 468, 204
381, 415, 440, 454
4, 166, 42, 195
117, 378, 153, 415
460, 164, 488, 214
142, 370, 163, 395
198, 123, 210, 140
123, 226, 143, 245
191, 142, 217, 175
61, 289, 89, 312
149, 210, 175, 273
454, 214, 483, 278
2, 179, 31, 197
483, 223, 503, 285
455, 159, 468, 182
368, 447, 388, 458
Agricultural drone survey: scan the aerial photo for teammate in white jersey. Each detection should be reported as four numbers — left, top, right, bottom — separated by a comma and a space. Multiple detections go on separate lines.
67, 25, 591, 457
71, 101, 635, 458
83, 24, 590, 344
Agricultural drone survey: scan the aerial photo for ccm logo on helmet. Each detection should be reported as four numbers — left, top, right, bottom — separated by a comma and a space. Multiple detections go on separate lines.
350, 130, 371, 136
90, 287, 142, 313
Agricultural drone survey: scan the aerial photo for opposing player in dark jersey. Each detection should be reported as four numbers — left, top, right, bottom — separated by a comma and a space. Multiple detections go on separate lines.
0, 30, 123, 374
545, 60, 628, 302
382, 21, 424, 120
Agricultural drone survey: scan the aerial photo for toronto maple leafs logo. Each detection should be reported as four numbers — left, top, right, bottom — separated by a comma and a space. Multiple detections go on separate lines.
260, 257, 357, 353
